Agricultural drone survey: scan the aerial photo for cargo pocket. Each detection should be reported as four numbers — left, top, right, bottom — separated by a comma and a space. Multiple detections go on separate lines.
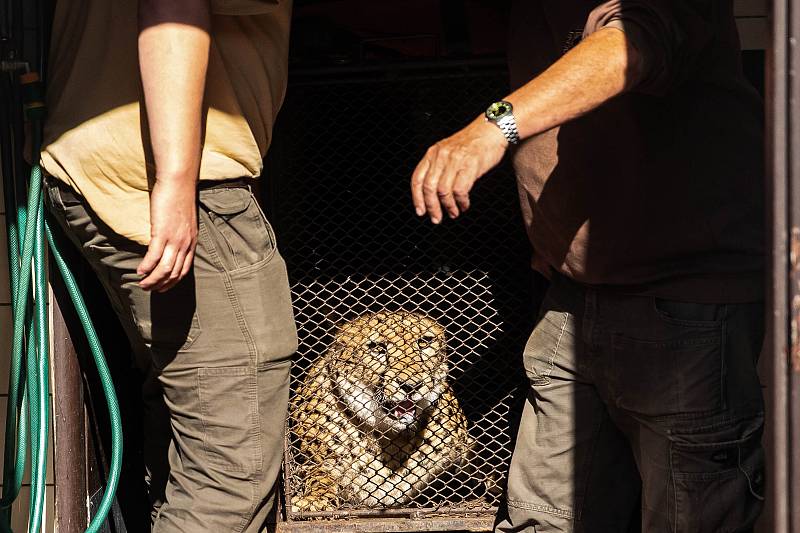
199, 187, 298, 363
671, 417, 765, 532
198, 187, 276, 273
198, 365, 262, 473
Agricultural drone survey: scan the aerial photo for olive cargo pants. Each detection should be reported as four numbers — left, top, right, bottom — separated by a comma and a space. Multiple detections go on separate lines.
46, 178, 298, 532
494, 274, 765, 533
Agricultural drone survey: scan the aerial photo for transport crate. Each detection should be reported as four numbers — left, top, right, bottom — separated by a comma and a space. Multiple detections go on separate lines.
267, 60, 536, 532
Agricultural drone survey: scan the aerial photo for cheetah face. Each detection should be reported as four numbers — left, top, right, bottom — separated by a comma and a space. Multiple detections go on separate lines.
330, 312, 449, 437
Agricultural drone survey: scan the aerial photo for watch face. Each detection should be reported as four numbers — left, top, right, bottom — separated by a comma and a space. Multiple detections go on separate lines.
486, 101, 513, 121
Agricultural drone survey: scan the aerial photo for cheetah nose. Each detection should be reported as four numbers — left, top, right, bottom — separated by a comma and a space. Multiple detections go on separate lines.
399, 383, 417, 396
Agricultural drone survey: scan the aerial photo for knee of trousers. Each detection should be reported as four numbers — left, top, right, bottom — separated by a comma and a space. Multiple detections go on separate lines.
155, 361, 290, 526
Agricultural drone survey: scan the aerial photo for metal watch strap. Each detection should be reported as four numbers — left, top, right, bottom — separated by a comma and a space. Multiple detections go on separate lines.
495, 114, 520, 145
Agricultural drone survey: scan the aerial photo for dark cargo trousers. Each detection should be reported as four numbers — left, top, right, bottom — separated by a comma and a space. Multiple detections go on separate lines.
495, 274, 765, 533
45, 178, 298, 532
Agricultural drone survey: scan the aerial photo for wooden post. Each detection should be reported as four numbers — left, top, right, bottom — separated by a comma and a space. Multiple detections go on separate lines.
50, 270, 89, 532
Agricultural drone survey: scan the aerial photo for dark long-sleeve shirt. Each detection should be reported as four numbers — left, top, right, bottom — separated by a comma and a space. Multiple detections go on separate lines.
509, 0, 765, 302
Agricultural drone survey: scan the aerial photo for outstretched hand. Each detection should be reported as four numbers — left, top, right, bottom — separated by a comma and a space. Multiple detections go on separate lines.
137, 178, 198, 292
411, 117, 508, 224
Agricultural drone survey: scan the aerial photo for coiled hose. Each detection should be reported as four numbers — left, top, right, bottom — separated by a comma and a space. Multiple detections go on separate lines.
1, 72, 122, 532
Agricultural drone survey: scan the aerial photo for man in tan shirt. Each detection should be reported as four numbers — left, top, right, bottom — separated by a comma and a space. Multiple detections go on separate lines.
42, 1, 297, 531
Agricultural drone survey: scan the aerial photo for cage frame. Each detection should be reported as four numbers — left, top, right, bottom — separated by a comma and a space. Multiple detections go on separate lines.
269, 58, 538, 532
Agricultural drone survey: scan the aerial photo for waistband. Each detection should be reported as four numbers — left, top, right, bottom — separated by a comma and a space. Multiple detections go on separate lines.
546, 270, 763, 311
44, 175, 251, 193
547, 273, 594, 312
198, 178, 252, 190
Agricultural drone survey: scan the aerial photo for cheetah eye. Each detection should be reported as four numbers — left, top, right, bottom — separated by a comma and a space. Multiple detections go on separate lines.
365, 340, 387, 355
417, 333, 438, 349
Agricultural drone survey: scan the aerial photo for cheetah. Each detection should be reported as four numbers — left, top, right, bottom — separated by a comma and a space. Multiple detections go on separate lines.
289, 311, 473, 512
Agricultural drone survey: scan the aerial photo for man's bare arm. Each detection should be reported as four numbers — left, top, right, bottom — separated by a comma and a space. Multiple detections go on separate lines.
411, 27, 644, 224
137, 0, 210, 291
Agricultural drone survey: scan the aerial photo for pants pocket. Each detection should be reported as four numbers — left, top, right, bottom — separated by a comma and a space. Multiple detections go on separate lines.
671, 416, 765, 532
198, 366, 262, 473
610, 329, 723, 418
653, 298, 726, 327
135, 274, 203, 370
522, 310, 571, 386
150, 274, 202, 348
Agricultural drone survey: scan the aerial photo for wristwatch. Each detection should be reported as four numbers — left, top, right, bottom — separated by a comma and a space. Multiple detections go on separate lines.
485, 100, 520, 145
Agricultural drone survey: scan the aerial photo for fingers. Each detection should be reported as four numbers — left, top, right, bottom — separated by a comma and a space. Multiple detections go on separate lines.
411, 157, 430, 217
137, 237, 166, 278
412, 145, 450, 224
423, 146, 451, 224
437, 155, 463, 220
155, 248, 187, 293
139, 237, 196, 292
139, 244, 179, 291
179, 248, 195, 279
156, 244, 196, 293
412, 143, 479, 223
453, 165, 477, 213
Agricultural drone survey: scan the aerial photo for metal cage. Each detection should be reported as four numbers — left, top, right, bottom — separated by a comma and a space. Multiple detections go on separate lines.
266, 60, 536, 531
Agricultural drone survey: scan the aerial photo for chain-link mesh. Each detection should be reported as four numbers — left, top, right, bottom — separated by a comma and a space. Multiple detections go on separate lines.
266, 62, 536, 521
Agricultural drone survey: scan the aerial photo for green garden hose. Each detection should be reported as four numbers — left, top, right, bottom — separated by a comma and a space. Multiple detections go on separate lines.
1, 72, 123, 532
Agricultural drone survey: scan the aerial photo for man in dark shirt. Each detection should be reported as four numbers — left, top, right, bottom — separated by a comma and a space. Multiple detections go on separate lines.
411, 2, 765, 531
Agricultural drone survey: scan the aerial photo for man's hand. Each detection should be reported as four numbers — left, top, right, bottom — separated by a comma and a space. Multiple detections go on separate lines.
412, 118, 508, 224
137, 177, 198, 292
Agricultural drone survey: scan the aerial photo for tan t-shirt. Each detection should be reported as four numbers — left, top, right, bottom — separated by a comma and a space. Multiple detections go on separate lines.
41, 0, 292, 244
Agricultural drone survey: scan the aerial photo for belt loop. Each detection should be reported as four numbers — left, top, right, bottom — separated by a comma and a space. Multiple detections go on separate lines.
44, 176, 65, 211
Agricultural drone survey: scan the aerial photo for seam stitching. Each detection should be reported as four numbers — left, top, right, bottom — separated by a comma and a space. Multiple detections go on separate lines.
507, 499, 576, 519
533, 312, 568, 386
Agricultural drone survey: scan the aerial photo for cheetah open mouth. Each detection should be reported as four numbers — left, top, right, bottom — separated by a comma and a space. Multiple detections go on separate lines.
388, 399, 416, 419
